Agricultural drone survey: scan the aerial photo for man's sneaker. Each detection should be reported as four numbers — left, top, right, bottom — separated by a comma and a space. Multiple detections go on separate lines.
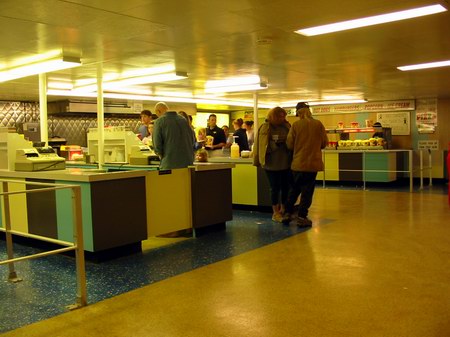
294, 216, 313, 227
272, 213, 283, 223
281, 213, 292, 224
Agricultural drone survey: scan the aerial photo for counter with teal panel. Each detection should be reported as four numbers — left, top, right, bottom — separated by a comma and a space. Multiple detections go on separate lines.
321, 150, 402, 182
0, 169, 148, 253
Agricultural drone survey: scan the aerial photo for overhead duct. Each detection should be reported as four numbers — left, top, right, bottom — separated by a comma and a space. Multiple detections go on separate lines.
48, 100, 135, 114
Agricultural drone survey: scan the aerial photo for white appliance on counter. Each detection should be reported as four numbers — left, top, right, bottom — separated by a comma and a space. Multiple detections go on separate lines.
129, 145, 160, 165
15, 147, 65, 171
87, 126, 142, 163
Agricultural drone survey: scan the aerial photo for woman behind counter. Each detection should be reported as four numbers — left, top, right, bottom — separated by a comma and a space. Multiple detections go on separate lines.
253, 107, 291, 223
231, 118, 249, 151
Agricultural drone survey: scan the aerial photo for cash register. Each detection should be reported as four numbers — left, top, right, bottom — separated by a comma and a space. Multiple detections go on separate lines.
129, 145, 160, 165
15, 146, 66, 171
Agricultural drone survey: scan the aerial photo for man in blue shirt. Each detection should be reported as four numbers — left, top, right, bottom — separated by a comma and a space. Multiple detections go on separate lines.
152, 102, 195, 170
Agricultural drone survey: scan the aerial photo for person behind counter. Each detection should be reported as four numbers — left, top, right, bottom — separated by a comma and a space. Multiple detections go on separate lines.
205, 114, 226, 150
253, 107, 291, 223
372, 122, 384, 138
152, 103, 195, 170
231, 118, 249, 151
138, 110, 152, 140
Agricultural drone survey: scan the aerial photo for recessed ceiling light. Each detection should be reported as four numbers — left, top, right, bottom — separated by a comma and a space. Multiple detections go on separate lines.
397, 60, 450, 71
295, 4, 447, 36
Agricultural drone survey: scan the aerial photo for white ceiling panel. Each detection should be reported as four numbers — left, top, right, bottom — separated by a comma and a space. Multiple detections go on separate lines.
0, 0, 448, 106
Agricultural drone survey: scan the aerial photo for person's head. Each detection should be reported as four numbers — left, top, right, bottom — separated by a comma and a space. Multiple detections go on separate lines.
140, 110, 152, 125
197, 127, 206, 140
150, 114, 158, 121
232, 118, 244, 131
178, 111, 189, 123
295, 102, 312, 119
208, 114, 217, 128
373, 122, 382, 127
222, 125, 229, 135
267, 107, 287, 125
154, 102, 169, 117
244, 120, 254, 130
188, 114, 193, 126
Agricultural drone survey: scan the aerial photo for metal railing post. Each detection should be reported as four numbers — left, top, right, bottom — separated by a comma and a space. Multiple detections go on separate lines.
409, 150, 414, 192
2, 182, 22, 283
72, 185, 87, 308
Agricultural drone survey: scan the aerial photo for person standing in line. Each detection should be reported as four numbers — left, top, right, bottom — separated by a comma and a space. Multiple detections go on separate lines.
152, 103, 195, 170
253, 107, 291, 222
205, 114, 227, 150
137, 110, 152, 140
282, 102, 328, 227
244, 120, 255, 148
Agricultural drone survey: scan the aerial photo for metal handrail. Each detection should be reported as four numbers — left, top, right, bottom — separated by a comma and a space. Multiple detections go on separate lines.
320, 149, 428, 192
0, 179, 87, 309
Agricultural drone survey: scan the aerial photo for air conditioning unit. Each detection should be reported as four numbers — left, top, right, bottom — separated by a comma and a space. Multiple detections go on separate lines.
48, 100, 136, 114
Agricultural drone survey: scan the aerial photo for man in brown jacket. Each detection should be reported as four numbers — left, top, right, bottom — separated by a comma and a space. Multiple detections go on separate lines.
282, 102, 328, 227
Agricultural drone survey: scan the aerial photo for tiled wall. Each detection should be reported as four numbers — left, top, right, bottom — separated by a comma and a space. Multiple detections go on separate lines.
0, 101, 141, 147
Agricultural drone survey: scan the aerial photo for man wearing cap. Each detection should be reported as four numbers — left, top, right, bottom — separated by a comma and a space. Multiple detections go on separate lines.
282, 102, 328, 227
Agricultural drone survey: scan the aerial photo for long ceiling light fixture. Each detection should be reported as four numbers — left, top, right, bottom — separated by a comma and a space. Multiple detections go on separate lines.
205, 75, 268, 93
47, 89, 275, 108
295, 4, 447, 36
397, 59, 450, 71
74, 66, 187, 92
0, 55, 81, 83
282, 99, 367, 107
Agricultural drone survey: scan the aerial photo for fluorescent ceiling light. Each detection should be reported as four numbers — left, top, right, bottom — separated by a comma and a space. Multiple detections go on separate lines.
282, 99, 367, 107
204, 83, 267, 93
295, 4, 447, 36
397, 59, 450, 71
204, 75, 268, 93
48, 81, 74, 90
74, 71, 187, 92
47, 89, 274, 108
0, 56, 81, 83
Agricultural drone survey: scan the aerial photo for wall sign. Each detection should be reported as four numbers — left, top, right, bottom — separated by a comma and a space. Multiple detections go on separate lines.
415, 98, 437, 133
376, 111, 410, 135
418, 140, 439, 150
311, 100, 415, 114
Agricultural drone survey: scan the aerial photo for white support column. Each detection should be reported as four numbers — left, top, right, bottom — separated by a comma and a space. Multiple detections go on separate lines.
38, 74, 48, 145
97, 65, 105, 169
253, 92, 259, 142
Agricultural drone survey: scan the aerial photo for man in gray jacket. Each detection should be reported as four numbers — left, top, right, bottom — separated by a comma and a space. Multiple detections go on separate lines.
152, 102, 195, 170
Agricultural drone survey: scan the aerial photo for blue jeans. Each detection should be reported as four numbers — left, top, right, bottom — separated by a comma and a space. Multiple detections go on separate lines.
285, 171, 318, 218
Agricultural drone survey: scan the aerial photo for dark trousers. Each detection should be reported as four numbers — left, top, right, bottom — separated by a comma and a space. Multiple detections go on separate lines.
285, 171, 318, 218
264, 169, 291, 206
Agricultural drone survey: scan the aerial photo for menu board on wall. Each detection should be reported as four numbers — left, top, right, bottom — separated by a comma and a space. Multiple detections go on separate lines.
376, 111, 410, 135
311, 100, 415, 114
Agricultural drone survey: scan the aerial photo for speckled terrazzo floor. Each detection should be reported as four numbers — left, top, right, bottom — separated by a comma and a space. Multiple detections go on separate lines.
0, 209, 312, 333
1, 187, 450, 337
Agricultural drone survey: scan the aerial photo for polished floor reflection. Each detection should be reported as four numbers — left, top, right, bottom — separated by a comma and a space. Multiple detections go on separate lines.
1, 186, 450, 337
